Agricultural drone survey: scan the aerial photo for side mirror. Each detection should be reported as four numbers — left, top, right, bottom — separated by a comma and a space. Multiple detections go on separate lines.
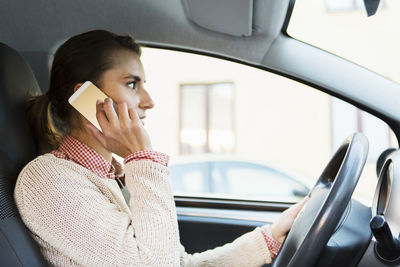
292, 187, 309, 198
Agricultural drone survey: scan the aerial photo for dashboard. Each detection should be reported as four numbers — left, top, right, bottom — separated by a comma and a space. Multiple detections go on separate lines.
358, 149, 400, 266
372, 151, 400, 234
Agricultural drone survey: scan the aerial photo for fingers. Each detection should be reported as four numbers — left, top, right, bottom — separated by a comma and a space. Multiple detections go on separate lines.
128, 107, 141, 125
287, 196, 310, 218
117, 102, 130, 122
103, 98, 118, 124
296, 196, 310, 209
97, 98, 139, 131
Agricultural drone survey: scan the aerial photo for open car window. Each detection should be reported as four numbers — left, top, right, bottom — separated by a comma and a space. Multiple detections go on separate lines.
140, 47, 398, 205
287, 0, 400, 85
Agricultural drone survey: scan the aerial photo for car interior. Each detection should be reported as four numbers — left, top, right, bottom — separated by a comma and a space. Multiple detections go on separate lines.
1, 0, 400, 266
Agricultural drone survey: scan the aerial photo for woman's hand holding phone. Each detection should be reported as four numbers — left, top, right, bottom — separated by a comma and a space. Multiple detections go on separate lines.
87, 97, 152, 158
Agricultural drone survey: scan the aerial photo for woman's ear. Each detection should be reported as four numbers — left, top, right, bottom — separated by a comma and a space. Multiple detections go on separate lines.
73, 83, 84, 93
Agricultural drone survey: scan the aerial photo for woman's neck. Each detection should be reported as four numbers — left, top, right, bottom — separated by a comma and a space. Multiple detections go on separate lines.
69, 128, 112, 163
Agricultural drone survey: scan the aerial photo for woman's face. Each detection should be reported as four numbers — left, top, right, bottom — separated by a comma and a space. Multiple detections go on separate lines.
98, 49, 154, 123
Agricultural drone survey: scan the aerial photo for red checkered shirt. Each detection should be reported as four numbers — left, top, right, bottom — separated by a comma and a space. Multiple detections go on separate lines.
261, 225, 281, 259
51, 135, 169, 185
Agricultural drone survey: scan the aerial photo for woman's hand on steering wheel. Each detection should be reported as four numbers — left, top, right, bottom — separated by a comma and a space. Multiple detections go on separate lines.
271, 197, 310, 244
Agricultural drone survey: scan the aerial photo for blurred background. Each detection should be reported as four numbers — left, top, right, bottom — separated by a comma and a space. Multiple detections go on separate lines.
139, 0, 399, 205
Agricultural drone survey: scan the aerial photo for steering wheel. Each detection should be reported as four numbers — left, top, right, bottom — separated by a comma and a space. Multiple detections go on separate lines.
272, 133, 369, 267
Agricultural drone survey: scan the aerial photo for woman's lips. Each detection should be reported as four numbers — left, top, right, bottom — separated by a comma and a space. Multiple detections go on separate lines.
139, 117, 145, 125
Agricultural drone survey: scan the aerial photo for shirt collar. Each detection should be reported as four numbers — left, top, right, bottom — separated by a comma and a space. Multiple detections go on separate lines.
51, 135, 123, 180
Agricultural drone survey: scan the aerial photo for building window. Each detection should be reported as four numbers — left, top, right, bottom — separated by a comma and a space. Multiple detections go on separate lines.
179, 83, 235, 155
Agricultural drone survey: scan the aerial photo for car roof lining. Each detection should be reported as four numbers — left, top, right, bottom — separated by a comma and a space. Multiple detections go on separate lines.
181, 0, 254, 37
0, 0, 287, 64
181, 0, 290, 38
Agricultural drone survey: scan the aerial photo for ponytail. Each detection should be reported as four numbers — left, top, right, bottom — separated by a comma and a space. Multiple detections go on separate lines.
26, 94, 66, 154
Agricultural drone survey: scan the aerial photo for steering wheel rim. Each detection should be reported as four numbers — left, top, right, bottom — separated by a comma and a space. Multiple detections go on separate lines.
272, 133, 369, 267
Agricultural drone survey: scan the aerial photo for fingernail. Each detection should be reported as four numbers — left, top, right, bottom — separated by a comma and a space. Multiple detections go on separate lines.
96, 99, 102, 105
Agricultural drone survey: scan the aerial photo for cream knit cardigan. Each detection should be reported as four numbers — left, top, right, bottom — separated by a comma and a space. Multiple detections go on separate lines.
14, 153, 272, 266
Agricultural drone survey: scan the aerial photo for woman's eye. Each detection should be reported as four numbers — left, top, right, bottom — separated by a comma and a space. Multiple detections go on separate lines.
127, 81, 136, 90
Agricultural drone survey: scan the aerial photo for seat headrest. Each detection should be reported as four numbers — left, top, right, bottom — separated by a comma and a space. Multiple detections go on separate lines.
0, 43, 42, 177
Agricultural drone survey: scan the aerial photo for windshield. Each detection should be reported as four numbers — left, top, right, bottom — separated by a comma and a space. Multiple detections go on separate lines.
287, 0, 400, 84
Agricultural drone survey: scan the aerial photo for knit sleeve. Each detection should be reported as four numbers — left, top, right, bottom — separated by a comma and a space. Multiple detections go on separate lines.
179, 226, 272, 267
14, 156, 180, 266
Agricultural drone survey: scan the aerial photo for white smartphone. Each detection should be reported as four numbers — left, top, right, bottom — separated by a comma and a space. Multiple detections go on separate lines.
68, 81, 115, 132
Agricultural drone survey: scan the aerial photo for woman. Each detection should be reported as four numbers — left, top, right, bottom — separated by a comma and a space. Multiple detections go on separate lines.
14, 30, 308, 266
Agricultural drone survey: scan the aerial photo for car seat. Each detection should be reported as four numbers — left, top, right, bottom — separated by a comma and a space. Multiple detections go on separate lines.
0, 42, 47, 266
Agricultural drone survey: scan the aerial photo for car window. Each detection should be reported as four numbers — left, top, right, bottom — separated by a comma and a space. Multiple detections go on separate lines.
169, 163, 209, 194
212, 162, 309, 202
140, 47, 398, 204
287, 0, 400, 85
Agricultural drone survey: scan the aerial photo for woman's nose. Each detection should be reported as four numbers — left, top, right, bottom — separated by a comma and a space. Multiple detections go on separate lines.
139, 89, 155, 110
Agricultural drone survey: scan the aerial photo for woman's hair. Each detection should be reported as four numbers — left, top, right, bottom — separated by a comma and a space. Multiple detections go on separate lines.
27, 29, 142, 153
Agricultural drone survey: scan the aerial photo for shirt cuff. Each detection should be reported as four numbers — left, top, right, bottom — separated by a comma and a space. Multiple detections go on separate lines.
261, 225, 281, 260
124, 150, 170, 167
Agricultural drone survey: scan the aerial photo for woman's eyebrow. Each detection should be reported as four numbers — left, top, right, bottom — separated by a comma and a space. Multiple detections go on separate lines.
123, 74, 146, 83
